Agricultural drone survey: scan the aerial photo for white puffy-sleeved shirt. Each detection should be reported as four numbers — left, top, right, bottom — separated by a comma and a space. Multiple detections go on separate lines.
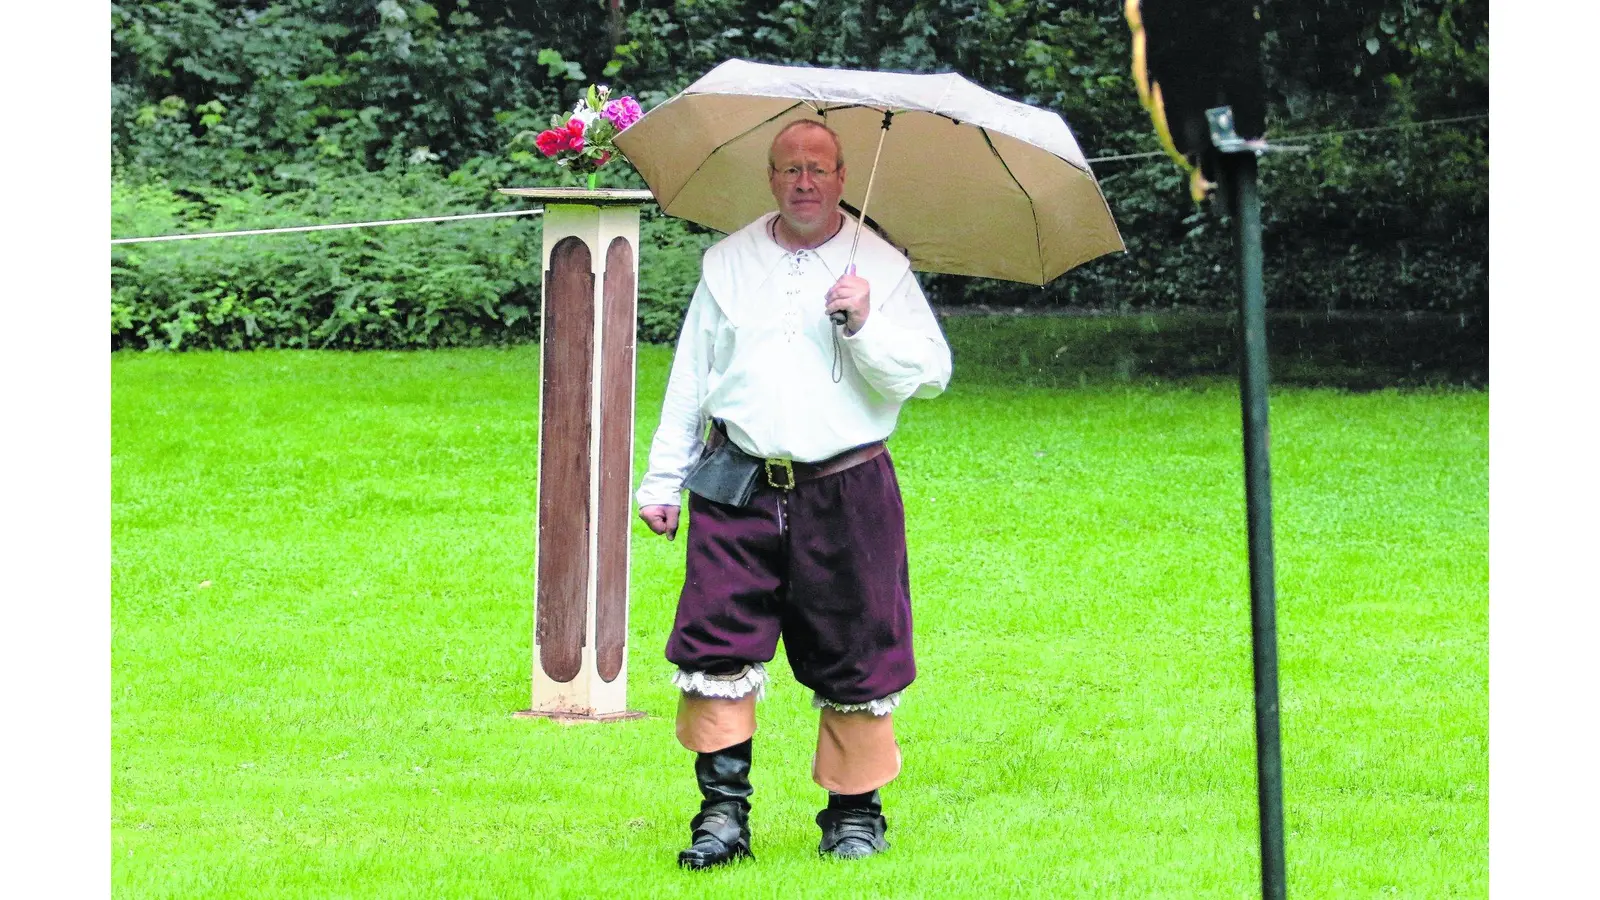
635, 211, 953, 509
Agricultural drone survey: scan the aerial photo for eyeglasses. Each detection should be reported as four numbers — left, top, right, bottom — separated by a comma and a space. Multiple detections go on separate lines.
771, 165, 839, 184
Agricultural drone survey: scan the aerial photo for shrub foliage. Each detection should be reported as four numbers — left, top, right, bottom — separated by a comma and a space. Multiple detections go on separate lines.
111, 0, 1487, 349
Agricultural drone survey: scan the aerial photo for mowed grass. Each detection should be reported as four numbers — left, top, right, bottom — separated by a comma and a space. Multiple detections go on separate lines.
112, 336, 1487, 898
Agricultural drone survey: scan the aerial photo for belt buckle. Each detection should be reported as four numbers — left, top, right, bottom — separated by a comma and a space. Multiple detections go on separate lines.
765, 457, 795, 490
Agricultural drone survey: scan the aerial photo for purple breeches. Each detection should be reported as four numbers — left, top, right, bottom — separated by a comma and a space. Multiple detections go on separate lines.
665, 451, 916, 706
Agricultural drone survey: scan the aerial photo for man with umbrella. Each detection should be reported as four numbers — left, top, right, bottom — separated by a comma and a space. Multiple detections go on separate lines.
635, 118, 953, 867
620, 59, 1121, 868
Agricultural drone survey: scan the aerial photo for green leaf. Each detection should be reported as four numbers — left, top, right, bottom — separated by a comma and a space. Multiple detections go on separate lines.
537, 48, 572, 80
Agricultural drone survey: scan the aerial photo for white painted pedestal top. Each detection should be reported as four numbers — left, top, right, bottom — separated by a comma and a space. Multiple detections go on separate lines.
498, 187, 656, 206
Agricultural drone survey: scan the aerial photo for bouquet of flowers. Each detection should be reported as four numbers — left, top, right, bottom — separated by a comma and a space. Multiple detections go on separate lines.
527, 85, 643, 188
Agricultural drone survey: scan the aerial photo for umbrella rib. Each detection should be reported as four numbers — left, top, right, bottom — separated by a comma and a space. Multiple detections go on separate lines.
815, 100, 965, 126
931, 76, 958, 118
667, 100, 806, 209
837, 201, 887, 239
978, 127, 1046, 285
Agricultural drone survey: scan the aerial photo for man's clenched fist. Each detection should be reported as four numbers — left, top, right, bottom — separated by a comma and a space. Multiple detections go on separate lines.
639, 504, 680, 540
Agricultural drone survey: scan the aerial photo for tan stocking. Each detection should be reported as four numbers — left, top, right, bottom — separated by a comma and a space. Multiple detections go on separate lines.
676, 692, 758, 753
812, 707, 902, 794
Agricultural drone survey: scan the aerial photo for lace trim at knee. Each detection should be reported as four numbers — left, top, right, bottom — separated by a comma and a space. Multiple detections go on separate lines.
671, 662, 768, 700
812, 689, 902, 716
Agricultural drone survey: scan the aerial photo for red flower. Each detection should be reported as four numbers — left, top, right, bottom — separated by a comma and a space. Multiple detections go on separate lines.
595, 151, 611, 166
564, 118, 587, 153
534, 129, 568, 157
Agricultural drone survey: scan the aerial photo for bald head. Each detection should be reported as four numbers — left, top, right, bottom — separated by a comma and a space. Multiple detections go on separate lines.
767, 118, 848, 244
768, 120, 844, 171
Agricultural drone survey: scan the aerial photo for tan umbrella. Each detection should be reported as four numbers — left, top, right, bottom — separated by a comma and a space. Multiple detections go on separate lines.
612, 59, 1124, 285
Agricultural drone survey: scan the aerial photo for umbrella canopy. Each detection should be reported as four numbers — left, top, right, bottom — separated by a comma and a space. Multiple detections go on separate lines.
612, 59, 1124, 285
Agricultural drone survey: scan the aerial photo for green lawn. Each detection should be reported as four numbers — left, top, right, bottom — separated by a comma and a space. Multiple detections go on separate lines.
112, 337, 1487, 898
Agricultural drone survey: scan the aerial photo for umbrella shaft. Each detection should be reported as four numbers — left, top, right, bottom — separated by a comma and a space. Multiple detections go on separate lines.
846, 122, 893, 269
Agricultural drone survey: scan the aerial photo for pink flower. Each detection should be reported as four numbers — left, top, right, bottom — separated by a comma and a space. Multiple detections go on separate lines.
601, 96, 642, 131
534, 128, 568, 156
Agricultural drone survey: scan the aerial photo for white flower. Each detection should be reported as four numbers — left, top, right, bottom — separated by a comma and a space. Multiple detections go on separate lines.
569, 102, 599, 127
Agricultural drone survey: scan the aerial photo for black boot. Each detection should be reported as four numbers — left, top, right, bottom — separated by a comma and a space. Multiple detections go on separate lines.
816, 789, 889, 859
678, 738, 754, 869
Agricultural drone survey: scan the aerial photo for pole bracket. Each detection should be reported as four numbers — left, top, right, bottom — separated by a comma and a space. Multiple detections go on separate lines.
1207, 106, 1310, 156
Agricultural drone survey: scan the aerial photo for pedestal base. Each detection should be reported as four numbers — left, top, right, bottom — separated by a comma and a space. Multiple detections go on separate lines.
513, 709, 649, 725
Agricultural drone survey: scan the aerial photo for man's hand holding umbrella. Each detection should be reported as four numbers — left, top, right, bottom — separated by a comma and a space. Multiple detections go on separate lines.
825, 269, 870, 335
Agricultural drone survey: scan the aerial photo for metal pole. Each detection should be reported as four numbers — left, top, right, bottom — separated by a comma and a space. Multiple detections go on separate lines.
1221, 149, 1287, 900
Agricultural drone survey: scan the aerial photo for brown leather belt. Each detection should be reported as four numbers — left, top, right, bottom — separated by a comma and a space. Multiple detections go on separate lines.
765, 442, 886, 489
708, 423, 885, 490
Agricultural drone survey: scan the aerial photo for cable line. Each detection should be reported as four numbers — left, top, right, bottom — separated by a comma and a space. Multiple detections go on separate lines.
110, 208, 544, 246
1086, 111, 1487, 164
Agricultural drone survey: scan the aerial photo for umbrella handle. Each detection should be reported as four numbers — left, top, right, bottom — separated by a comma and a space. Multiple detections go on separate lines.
828, 266, 854, 326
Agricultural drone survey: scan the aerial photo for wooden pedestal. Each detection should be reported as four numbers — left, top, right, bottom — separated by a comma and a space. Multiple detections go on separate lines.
500, 187, 653, 722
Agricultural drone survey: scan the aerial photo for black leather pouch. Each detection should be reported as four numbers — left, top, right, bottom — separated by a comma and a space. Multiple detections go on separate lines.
683, 441, 762, 507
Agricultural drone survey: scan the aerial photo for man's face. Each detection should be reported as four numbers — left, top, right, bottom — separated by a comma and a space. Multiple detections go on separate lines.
768, 126, 846, 234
